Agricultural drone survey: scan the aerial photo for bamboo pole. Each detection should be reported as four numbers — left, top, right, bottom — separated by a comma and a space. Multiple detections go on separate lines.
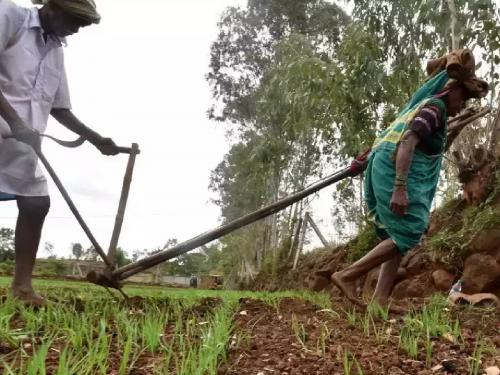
288, 217, 303, 259
306, 213, 330, 248
293, 213, 308, 270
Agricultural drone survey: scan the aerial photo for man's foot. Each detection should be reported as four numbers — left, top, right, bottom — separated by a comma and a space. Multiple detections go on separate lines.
11, 286, 46, 307
331, 272, 365, 306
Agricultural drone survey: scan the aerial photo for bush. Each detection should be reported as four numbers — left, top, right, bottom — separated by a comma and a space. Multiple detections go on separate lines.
0, 260, 14, 275
427, 203, 500, 267
346, 224, 378, 262
37, 259, 68, 277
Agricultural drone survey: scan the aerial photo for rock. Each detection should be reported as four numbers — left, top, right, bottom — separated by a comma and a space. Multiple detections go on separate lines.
403, 250, 428, 275
388, 367, 406, 375
486, 367, 500, 375
392, 273, 435, 299
459, 148, 496, 205
462, 253, 500, 294
471, 229, 500, 253
431, 364, 443, 372
431, 269, 455, 291
441, 359, 458, 372
310, 275, 330, 292
442, 332, 456, 343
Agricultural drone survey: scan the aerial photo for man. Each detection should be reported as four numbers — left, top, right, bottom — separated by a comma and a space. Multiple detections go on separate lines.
0, 0, 119, 305
331, 50, 488, 310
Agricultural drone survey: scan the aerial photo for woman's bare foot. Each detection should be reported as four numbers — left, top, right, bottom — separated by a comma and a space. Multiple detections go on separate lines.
331, 272, 365, 306
11, 286, 46, 307
387, 304, 408, 314
371, 297, 408, 315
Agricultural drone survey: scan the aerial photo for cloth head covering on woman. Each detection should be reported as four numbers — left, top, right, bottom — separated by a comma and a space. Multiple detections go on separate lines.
32, 0, 101, 24
364, 49, 488, 254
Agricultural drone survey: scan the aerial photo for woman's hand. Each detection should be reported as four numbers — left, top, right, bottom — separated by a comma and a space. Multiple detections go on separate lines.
390, 186, 409, 216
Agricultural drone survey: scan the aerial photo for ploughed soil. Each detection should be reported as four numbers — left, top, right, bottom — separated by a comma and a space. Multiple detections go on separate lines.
220, 298, 500, 375
0, 288, 498, 374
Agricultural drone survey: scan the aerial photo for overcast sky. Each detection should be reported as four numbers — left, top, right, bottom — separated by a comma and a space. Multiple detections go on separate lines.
0, 0, 346, 259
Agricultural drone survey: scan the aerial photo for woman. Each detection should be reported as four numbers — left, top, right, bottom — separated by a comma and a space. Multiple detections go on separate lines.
331, 50, 488, 309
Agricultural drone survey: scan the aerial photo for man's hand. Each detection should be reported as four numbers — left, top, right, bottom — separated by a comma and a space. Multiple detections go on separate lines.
91, 136, 120, 156
50, 109, 121, 156
12, 126, 41, 150
390, 186, 409, 216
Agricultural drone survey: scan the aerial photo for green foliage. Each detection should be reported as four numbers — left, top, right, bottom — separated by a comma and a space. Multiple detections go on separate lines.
115, 247, 131, 268
345, 224, 378, 262
37, 260, 68, 277
0, 260, 14, 274
0, 228, 15, 262
427, 201, 500, 266
161, 243, 224, 277
399, 294, 462, 360
208, 0, 350, 124
82, 246, 98, 261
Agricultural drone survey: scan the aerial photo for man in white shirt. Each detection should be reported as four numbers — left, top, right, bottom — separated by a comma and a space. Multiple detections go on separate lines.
0, 0, 119, 305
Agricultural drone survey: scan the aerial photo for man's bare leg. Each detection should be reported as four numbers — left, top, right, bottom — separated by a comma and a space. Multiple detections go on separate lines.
11, 196, 50, 306
331, 238, 399, 305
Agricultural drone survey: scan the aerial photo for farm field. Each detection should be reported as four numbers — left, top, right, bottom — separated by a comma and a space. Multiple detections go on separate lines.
0, 277, 498, 374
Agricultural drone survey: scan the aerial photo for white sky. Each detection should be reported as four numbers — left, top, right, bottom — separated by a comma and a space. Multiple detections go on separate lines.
0, 0, 351, 259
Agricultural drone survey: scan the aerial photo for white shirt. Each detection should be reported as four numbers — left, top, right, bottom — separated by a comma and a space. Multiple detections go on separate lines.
0, 0, 71, 196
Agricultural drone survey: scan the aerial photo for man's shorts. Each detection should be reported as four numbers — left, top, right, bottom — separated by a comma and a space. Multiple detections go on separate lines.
0, 192, 16, 201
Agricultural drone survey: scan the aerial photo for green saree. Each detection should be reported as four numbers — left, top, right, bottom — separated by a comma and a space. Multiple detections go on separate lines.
364, 71, 449, 254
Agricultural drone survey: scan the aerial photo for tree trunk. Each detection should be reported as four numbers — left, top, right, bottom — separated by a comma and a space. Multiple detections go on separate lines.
447, 0, 459, 50
488, 93, 500, 157
289, 216, 303, 259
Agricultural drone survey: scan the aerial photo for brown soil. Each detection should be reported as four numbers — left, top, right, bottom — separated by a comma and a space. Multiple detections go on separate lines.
221, 298, 500, 375
0, 284, 498, 374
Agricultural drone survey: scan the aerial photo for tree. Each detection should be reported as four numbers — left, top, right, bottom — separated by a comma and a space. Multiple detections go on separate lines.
0, 228, 15, 262
71, 243, 83, 260
208, 0, 349, 125
131, 249, 147, 262
115, 247, 131, 267
83, 246, 98, 261
208, 0, 352, 276
44, 242, 56, 259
